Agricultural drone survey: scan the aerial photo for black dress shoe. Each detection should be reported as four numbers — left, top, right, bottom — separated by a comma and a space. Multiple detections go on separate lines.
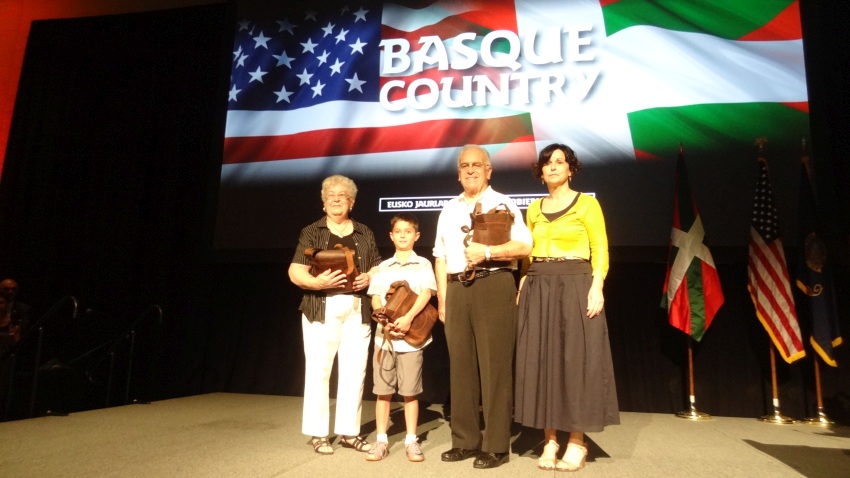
441, 447, 480, 462
473, 452, 509, 469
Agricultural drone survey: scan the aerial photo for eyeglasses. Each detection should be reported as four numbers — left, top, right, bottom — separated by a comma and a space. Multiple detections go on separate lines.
458, 162, 488, 171
325, 192, 349, 200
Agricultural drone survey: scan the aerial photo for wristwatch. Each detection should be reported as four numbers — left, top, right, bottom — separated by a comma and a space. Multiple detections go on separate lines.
484, 246, 491, 261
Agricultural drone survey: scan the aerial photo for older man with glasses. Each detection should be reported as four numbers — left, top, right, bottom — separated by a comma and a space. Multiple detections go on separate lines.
433, 144, 532, 469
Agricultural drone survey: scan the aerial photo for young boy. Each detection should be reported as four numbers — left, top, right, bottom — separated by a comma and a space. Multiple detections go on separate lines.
365, 213, 437, 462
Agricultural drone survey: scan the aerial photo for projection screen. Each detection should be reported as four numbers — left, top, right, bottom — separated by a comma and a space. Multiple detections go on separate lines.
217, 0, 810, 252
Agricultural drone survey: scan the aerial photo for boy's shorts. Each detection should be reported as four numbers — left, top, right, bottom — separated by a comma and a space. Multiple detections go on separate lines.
372, 346, 424, 397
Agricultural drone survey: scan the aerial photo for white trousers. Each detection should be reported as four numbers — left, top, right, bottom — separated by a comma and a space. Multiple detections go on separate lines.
301, 294, 371, 437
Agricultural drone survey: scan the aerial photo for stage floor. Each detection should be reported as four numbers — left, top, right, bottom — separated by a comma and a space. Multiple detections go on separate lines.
0, 393, 848, 477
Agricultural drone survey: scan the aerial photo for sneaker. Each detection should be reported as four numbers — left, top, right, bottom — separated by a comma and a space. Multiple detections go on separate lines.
365, 441, 389, 461
405, 440, 425, 462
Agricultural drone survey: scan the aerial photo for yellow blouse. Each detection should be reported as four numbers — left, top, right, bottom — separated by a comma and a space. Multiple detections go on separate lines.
526, 193, 609, 279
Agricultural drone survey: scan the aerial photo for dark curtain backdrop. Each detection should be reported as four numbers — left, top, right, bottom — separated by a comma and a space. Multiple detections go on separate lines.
0, 4, 234, 417
1, 2, 849, 423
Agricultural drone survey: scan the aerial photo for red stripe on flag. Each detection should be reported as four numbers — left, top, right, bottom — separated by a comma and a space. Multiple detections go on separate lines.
633, 149, 663, 161
739, 1, 802, 41
701, 261, 723, 329
748, 255, 797, 345
750, 236, 798, 312
747, 230, 805, 361
748, 282, 793, 359
781, 101, 808, 114
223, 114, 532, 164
382, 10, 517, 44
668, 275, 692, 335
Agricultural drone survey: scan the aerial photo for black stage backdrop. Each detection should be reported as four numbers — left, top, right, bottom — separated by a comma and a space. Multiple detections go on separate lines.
1, 2, 849, 422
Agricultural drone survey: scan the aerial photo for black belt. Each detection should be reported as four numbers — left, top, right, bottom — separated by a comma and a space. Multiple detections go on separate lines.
532, 256, 586, 262
447, 268, 512, 282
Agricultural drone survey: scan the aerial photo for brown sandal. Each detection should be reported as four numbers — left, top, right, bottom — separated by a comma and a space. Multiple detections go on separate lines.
340, 435, 372, 452
311, 436, 334, 455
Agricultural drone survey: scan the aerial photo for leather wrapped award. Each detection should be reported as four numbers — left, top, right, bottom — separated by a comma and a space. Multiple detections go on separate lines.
464, 202, 514, 246
304, 244, 358, 292
459, 202, 514, 281
371, 280, 437, 347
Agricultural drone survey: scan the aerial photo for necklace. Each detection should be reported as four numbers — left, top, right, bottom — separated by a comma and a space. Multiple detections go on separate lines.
328, 219, 352, 237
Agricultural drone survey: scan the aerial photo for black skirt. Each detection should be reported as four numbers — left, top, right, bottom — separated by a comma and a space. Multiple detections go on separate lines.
514, 260, 620, 432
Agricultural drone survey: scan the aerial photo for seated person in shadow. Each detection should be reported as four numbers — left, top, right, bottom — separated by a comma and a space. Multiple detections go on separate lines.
0, 279, 32, 338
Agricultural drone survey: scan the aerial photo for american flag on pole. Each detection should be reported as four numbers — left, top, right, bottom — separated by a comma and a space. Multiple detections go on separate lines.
747, 141, 805, 363
661, 146, 724, 342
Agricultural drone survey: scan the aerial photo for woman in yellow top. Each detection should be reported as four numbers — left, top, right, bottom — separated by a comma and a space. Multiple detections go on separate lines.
514, 143, 619, 472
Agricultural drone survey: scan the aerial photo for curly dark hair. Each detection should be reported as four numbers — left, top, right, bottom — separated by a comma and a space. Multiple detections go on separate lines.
532, 143, 581, 180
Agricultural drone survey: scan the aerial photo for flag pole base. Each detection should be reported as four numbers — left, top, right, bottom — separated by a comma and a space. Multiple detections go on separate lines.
758, 410, 795, 425
676, 408, 711, 421
801, 409, 836, 427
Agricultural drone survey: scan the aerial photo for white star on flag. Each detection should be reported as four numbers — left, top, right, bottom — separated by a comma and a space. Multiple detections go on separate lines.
300, 38, 317, 53
274, 86, 293, 103
329, 59, 345, 76
311, 80, 325, 97
276, 19, 295, 35
248, 67, 267, 83
228, 85, 240, 102
273, 51, 293, 68
353, 7, 369, 22
345, 73, 365, 92
252, 31, 271, 49
348, 38, 366, 54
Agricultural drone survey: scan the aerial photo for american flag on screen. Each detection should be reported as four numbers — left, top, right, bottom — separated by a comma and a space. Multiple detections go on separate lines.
747, 147, 805, 363
225, 0, 532, 166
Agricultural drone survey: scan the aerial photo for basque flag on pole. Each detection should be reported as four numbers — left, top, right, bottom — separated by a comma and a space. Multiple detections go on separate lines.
661, 146, 724, 341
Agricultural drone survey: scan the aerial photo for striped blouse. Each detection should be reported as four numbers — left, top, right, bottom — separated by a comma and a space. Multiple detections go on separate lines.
292, 217, 382, 323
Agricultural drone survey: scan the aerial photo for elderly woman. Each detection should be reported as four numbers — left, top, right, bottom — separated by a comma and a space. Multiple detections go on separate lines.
515, 144, 619, 472
288, 175, 382, 455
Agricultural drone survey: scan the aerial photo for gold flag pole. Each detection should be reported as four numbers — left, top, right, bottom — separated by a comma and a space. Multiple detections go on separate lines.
759, 347, 795, 424
802, 358, 836, 426
676, 337, 711, 420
